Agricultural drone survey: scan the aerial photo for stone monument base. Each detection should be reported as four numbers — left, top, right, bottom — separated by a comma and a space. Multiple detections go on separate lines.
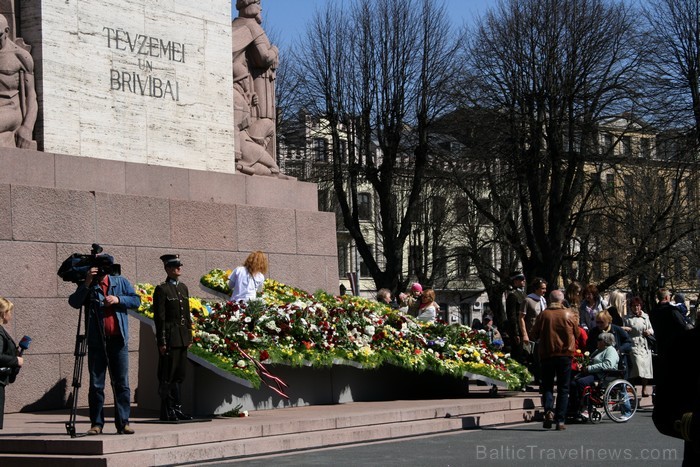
133, 317, 475, 415
0, 147, 338, 413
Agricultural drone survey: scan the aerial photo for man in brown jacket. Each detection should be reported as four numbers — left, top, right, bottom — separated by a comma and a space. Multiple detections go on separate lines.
530, 289, 580, 431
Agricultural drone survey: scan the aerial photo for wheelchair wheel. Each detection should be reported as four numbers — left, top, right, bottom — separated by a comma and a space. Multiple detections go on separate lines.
590, 410, 602, 423
603, 379, 637, 422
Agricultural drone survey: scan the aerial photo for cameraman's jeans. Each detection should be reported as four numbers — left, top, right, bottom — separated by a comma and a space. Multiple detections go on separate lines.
88, 335, 130, 429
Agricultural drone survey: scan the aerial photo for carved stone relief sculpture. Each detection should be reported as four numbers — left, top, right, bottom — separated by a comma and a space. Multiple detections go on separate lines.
232, 0, 282, 177
0, 11, 37, 149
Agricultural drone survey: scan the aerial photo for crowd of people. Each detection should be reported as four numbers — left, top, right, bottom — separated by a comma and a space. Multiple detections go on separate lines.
376, 274, 696, 445
497, 272, 698, 456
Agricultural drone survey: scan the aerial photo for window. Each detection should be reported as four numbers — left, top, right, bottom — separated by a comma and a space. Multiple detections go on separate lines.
479, 247, 492, 267
313, 138, 328, 162
601, 133, 614, 154
357, 193, 371, 220
317, 189, 333, 212
477, 198, 491, 225
623, 174, 634, 199
455, 247, 470, 278
359, 244, 373, 277
410, 245, 423, 275
455, 197, 470, 224
605, 173, 615, 194
431, 196, 446, 224
338, 139, 347, 161
459, 303, 471, 325
621, 136, 631, 157
434, 247, 447, 280
409, 200, 424, 223
640, 138, 651, 158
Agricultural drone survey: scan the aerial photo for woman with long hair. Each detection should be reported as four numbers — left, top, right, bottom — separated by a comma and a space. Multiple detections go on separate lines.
579, 284, 608, 331
228, 251, 269, 302
607, 289, 627, 326
416, 288, 438, 323
564, 281, 582, 310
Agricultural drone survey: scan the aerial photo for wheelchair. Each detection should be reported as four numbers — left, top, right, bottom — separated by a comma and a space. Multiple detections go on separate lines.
577, 370, 638, 423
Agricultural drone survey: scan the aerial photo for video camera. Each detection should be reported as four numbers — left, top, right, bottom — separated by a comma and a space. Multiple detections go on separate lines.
57, 243, 121, 283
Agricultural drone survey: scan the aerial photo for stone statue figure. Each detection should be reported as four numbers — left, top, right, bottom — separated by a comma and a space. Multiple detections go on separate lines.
0, 14, 37, 149
232, 0, 282, 177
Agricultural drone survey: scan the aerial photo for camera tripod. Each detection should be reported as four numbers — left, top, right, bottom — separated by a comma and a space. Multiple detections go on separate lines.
65, 301, 88, 438
65, 288, 124, 437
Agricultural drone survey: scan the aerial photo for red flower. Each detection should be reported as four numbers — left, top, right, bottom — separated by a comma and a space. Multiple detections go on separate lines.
414, 349, 422, 355
260, 350, 269, 361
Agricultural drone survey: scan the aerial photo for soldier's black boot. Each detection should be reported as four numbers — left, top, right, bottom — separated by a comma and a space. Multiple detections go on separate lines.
173, 405, 193, 420
160, 400, 178, 422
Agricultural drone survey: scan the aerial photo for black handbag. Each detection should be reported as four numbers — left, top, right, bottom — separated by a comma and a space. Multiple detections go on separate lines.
645, 334, 657, 355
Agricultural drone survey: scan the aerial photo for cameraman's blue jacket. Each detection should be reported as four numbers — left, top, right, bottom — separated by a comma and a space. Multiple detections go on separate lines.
68, 275, 141, 344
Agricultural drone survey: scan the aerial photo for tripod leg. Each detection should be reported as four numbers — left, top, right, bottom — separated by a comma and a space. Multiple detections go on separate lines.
65, 307, 88, 438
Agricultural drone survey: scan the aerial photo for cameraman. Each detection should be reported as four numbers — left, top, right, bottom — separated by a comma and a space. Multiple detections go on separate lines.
68, 254, 140, 435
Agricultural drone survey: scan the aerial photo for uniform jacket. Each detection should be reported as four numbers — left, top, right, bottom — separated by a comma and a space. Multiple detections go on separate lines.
505, 287, 525, 339
153, 280, 192, 348
68, 275, 141, 346
0, 325, 18, 386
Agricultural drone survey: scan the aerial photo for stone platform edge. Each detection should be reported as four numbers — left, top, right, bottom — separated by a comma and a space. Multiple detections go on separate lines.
0, 147, 319, 211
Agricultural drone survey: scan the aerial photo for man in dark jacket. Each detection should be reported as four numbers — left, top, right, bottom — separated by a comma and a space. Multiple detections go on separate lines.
153, 254, 193, 421
650, 288, 698, 465
530, 289, 580, 431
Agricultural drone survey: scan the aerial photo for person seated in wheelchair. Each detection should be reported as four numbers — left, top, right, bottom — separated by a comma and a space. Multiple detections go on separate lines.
586, 309, 633, 379
571, 332, 620, 418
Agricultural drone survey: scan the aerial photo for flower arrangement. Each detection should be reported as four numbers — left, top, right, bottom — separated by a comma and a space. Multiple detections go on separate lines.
573, 348, 590, 372
135, 283, 155, 319
134, 271, 530, 390
220, 404, 249, 418
200, 268, 232, 295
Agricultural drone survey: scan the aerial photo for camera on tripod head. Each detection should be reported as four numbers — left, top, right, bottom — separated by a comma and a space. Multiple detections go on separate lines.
57, 243, 122, 283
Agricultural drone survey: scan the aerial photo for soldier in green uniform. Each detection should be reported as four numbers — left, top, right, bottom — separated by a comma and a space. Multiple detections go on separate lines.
153, 254, 193, 421
505, 271, 526, 362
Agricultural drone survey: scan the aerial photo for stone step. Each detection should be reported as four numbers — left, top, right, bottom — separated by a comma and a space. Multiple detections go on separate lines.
0, 393, 540, 466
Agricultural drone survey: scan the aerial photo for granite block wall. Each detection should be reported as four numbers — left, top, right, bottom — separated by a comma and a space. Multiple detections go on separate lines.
0, 149, 338, 413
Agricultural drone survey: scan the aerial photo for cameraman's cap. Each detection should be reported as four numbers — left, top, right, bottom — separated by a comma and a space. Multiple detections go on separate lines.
510, 271, 525, 281
160, 254, 182, 267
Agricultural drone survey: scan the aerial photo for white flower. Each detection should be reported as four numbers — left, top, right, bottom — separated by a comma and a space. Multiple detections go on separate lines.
236, 360, 246, 368
364, 325, 375, 336
244, 316, 252, 323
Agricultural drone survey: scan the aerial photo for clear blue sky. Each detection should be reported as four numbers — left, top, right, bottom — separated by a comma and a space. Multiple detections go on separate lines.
235, 0, 496, 49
